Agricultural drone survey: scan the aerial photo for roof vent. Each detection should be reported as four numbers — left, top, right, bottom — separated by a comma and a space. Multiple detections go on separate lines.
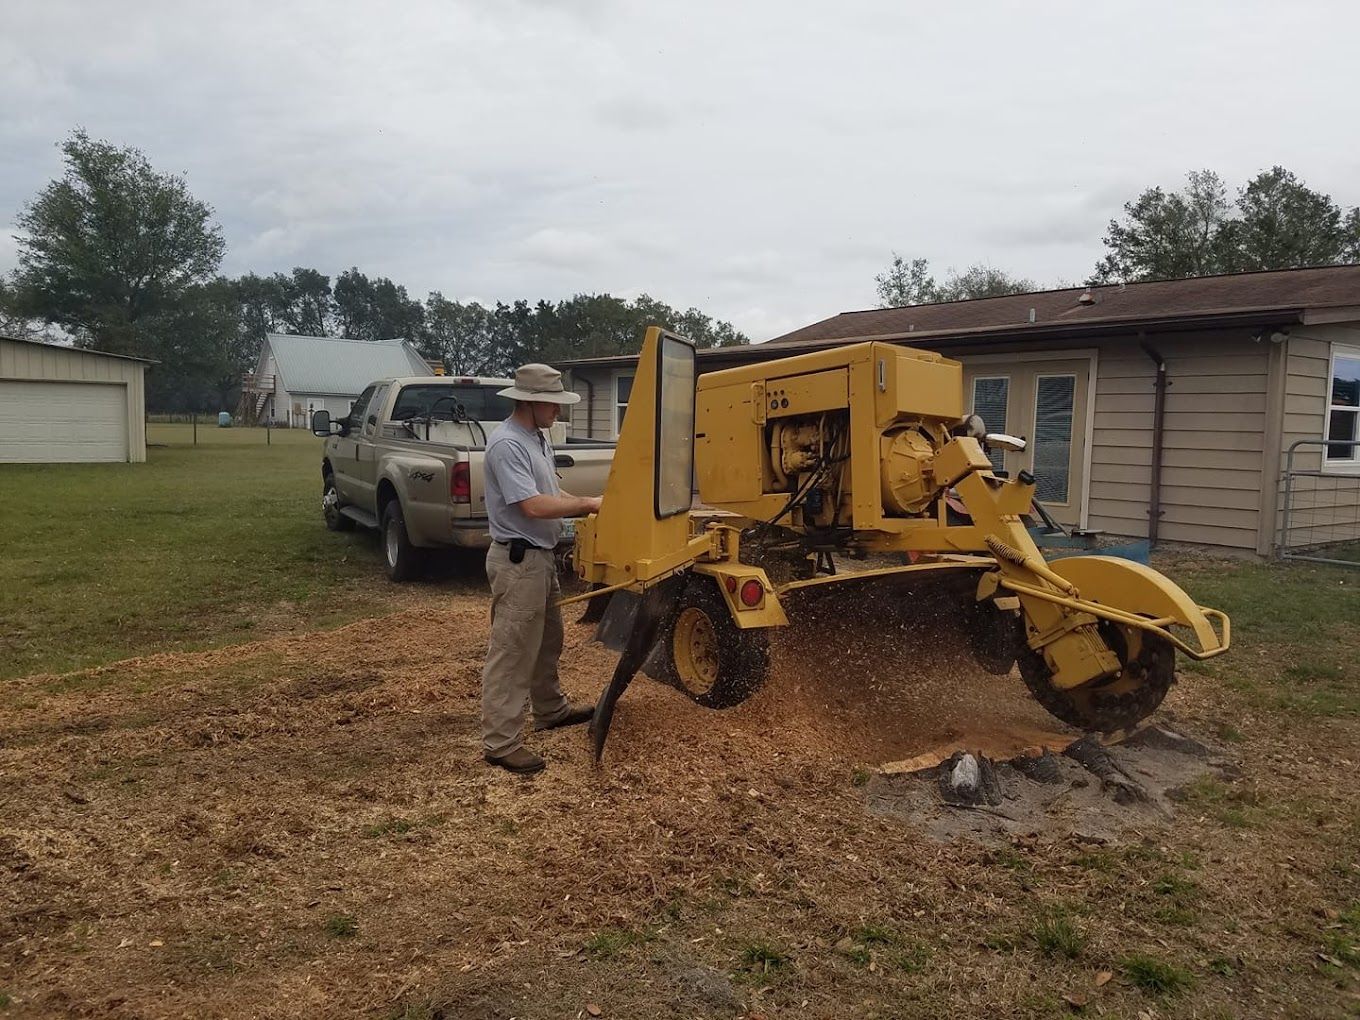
1078, 287, 1095, 305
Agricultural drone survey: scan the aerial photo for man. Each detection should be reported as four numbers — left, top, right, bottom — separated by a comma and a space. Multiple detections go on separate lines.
481, 363, 603, 775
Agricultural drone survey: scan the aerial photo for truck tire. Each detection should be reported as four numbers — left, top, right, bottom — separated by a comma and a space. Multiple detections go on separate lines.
661, 576, 769, 709
381, 500, 421, 582
323, 472, 354, 532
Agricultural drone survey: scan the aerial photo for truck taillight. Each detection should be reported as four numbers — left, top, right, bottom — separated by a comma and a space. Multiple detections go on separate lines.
451, 462, 471, 503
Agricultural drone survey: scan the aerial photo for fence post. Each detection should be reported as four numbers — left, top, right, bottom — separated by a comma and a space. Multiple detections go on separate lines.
192, 412, 197, 446
266, 419, 271, 446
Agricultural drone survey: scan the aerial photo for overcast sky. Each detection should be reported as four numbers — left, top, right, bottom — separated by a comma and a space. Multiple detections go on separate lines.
2, 0, 1357, 340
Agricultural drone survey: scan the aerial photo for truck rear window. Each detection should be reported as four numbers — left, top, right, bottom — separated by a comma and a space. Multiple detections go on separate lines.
390, 385, 515, 422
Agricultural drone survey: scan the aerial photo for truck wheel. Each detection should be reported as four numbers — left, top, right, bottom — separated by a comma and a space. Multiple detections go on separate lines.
323, 472, 354, 532
663, 577, 769, 709
381, 500, 421, 582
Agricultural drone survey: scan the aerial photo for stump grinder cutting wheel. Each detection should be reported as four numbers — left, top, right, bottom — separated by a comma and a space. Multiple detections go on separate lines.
565, 328, 1230, 760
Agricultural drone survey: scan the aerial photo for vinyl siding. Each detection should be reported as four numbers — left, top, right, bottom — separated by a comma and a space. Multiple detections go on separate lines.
1277, 325, 1360, 552
1085, 332, 1270, 551
563, 367, 616, 439
0, 338, 148, 462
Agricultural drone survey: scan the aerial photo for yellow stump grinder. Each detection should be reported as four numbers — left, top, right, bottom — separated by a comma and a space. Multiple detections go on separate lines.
567, 327, 1230, 760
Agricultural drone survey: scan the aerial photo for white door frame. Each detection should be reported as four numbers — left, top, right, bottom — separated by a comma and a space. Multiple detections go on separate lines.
956, 348, 1099, 531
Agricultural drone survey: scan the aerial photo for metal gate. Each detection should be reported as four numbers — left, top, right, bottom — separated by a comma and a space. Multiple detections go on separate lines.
1277, 438, 1360, 566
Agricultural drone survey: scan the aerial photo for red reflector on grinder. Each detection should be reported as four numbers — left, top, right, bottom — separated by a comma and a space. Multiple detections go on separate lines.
724, 576, 738, 593
739, 579, 763, 607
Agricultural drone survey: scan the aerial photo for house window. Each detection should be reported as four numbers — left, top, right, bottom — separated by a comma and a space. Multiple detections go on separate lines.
970, 376, 1009, 472
1033, 374, 1076, 504
615, 374, 634, 435
1326, 345, 1360, 465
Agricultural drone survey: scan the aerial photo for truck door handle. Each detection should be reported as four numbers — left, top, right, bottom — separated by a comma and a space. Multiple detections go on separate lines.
554, 454, 575, 467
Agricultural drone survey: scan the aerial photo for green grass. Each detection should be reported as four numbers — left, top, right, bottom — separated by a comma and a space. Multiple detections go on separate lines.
1322, 903, 1360, 968
1176, 560, 1360, 718
1119, 953, 1194, 996
583, 926, 649, 958
1150, 873, 1201, 926
737, 941, 791, 977
362, 817, 416, 839
324, 913, 359, 939
1030, 908, 1084, 959
0, 424, 406, 682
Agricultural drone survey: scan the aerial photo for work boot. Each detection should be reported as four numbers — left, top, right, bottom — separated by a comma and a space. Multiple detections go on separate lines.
484, 747, 545, 775
533, 704, 595, 732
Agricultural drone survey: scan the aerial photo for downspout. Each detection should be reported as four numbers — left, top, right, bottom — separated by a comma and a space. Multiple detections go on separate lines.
1140, 336, 1168, 548
580, 376, 595, 438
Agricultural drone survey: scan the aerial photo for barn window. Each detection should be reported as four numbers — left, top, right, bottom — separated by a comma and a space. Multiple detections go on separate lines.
1326, 345, 1360, 465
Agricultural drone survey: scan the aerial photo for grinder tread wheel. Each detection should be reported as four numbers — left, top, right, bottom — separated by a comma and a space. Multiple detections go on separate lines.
1017, 621, 1175, 733
663, 577, 769, 709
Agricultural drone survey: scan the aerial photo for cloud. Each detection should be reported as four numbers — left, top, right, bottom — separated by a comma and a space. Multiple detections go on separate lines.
1, 0, 1359, 337
512, 228, 614, 270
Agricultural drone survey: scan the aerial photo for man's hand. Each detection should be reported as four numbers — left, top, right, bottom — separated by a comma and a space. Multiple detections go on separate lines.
518, 492, 602, 520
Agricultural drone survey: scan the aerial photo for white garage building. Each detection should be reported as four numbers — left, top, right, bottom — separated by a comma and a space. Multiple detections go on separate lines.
0, 335, 150, 464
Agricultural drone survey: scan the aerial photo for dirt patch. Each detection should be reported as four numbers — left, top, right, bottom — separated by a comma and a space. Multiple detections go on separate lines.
0, 586, 1356, 1019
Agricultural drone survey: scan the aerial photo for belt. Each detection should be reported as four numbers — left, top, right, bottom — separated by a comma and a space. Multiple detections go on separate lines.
495, 539, 550, 551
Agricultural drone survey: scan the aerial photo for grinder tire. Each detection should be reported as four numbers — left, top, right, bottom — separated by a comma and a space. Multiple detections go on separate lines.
662, 577, 769, 709
1017, 621, 1175, 733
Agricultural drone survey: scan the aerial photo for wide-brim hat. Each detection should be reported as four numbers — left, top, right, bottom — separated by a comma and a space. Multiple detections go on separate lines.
497, 363, 581, 405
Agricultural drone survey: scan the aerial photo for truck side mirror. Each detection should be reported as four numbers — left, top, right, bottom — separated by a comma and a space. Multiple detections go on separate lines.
311, 409, 333, 436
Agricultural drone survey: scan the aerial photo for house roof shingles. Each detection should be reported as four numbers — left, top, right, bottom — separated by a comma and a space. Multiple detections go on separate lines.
766, 264, 1360, 348
267, 334, 432, 394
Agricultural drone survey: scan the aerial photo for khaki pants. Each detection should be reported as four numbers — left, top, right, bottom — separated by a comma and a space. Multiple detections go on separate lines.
481, 543, 570, 756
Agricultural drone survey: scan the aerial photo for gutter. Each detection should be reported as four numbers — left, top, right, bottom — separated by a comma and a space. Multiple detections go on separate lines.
551, 308, 1309, 371
1139, 337, 1168, 548
580, 376, 594, 438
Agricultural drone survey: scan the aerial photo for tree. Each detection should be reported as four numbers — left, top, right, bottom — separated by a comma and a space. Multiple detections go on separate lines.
1346, 208, 1360, 264
140, 280, 241, 413
1092, 170, 1235, 283
875, 254, 939, 307
9, 130, 225, 354
1232, 166, 1347, 271
273, 267, 333, 336
1093, 166, 1358, 282
333, 268, 424, 341
875, 254, 1035, 307
0, 278, 44, 339
416, 291, 749, 375
421, 293, 499, 375
935, 264, 1037, 301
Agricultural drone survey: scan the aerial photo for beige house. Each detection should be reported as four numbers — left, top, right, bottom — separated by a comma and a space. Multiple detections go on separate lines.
560, 266, 1360, 557
0, 335, 151, 463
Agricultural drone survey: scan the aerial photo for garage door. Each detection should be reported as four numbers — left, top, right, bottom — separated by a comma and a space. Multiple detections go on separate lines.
0, 381, 129, 463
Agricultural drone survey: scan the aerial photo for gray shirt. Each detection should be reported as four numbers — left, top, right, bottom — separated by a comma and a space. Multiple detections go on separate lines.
483, 417, 562, 549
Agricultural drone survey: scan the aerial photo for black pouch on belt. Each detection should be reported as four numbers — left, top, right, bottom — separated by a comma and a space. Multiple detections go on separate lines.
508, 538, 529, 564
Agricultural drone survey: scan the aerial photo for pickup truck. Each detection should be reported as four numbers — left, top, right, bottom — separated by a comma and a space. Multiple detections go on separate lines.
311, 375, 614, 580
